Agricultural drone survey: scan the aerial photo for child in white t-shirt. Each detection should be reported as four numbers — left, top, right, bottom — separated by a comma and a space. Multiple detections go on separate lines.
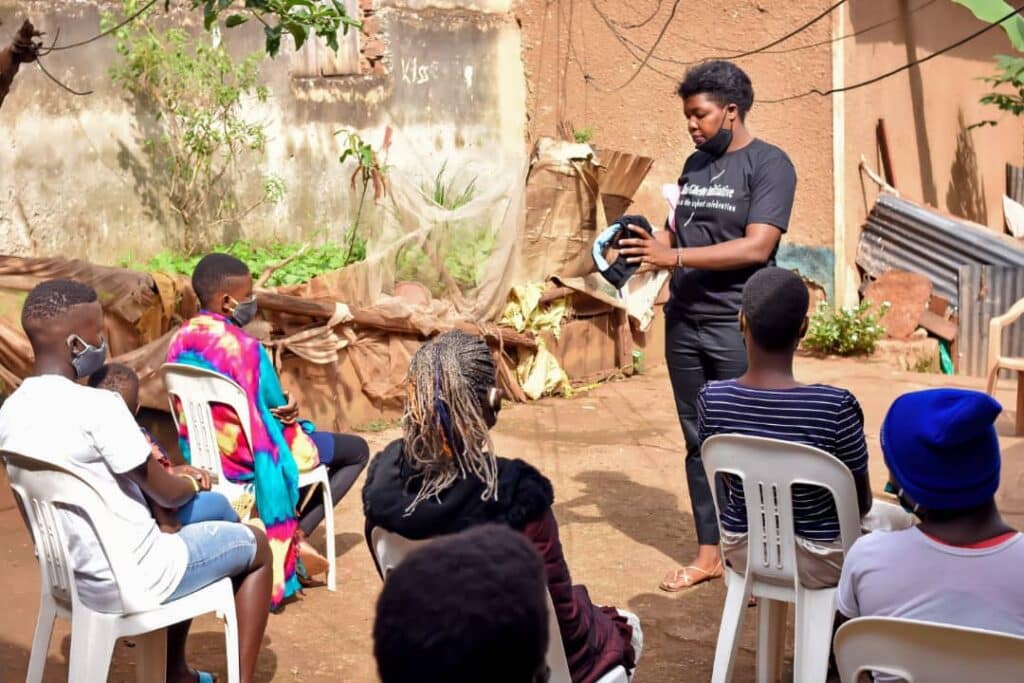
0, 279, 272, 683
836, 388, 1024, 681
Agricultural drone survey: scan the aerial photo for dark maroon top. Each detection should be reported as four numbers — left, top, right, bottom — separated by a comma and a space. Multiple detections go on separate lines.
363, 439, 635, 683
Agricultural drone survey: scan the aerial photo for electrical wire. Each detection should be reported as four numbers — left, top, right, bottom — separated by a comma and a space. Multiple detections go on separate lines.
760, 4, 1024, 104
685, 0, 847, 64
582, 0, 849, 91
35, 56, 93, 96
597, 0, 664, 30
617, 0, 939, 66
598, 0, 684, 93
45, 0, 157, 51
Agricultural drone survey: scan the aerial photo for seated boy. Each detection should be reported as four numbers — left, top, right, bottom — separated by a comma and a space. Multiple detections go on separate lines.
88, 363, 238, 531
0, 279, 271, 683
837, 388, 1024, 678
698, 267, 903, 589
374, 525, 551, 683
166, 253, 368, 606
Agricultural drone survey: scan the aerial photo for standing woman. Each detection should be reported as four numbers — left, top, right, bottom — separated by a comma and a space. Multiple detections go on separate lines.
620, 60, 797, 591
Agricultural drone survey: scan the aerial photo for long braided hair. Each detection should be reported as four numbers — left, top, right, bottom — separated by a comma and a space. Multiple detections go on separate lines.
403, 330, 498, 513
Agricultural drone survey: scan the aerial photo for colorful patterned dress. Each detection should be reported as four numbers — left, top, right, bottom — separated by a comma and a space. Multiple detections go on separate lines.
166, 312, 319, 609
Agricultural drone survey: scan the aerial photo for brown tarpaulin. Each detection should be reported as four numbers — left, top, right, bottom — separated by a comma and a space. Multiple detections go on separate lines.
0, 256, 530, 428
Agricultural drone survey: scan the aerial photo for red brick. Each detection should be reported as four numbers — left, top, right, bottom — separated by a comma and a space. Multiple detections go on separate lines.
362, 39, 386, 60
361, 16, 381, 36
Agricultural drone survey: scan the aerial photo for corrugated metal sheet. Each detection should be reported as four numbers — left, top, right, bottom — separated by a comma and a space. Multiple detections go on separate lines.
1008, 163, 1024, 205
857, 194, 1024, 304
958, 265, 1024, 378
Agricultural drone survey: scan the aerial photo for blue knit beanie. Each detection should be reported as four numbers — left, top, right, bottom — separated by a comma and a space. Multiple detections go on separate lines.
881, 388, 1002, 511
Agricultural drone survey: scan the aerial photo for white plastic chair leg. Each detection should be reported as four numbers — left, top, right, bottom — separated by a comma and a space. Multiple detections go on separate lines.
220, 584, 241, 683
711, 571, 750, 683
136, 629, 168, 683
322, 479, 337, 592
26, 593, 57, 683
68, 613, 115, 683
757, 599, 787, 683
793, 587, 836, 683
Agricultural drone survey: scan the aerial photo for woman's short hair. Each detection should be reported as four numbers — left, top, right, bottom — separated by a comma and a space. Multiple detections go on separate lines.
677, 60, 754, 119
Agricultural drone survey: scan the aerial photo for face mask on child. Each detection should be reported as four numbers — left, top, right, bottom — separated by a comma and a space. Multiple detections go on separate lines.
228, 297, 258, 327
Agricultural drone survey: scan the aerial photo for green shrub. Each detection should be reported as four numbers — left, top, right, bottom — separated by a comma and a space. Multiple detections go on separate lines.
573, 127, 594, 144
125, 235, 366, 286
803, 300, 890, 356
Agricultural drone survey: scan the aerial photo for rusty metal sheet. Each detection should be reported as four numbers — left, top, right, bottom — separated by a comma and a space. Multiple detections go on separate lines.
857, 194, 1024, 304
957, 264, 1024, 378
862, 270, 931, 340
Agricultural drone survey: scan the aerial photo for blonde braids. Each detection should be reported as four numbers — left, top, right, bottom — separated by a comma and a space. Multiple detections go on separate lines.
402, 331, 497, 513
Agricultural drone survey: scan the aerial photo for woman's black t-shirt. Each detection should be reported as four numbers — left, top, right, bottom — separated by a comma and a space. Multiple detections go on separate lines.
670, 138, 797, 319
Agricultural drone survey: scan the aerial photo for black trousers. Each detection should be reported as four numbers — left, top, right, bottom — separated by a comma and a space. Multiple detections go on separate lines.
298, 433, 369, 536
665, 309, 748, 546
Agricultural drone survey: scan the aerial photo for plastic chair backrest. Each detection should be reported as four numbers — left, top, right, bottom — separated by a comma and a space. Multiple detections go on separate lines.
369, 527, 572, 683
702, 434, 862, 586
161, 363, 253, 493
834, 616, 1024, 683
3, 450, 160, 614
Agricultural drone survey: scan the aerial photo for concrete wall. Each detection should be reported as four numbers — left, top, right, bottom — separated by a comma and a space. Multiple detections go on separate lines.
0, 0, 526, 263
838, 0, 1024, 304
517, 0, 837, 290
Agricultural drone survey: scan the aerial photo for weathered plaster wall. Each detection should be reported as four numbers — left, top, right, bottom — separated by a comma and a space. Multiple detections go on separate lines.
0, 0, 526, 262
840, 0, 1024, 302
517, 0, 837, 278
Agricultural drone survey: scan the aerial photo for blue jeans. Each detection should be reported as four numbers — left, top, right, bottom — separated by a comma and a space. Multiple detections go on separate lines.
177, 491, 239, 525
165, 522, 256, 602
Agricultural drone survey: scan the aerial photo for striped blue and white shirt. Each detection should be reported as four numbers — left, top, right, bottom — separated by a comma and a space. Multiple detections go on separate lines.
698, 379, 869, 542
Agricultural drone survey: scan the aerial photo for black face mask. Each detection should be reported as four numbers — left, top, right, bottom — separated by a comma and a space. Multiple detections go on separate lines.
697, 114, 734, 158
593, 214, 654, 290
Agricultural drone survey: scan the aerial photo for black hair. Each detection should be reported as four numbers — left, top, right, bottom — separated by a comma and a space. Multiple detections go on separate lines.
677, 60, 754, 119
21, 279, 98, 332
373, 525, 549, 683
191, 253, 252, 308
87, 362, 140, 402
742, 267, 809, 352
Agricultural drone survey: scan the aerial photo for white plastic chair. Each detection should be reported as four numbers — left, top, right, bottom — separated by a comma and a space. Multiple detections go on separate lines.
3, 450, 240, 683
369, 527, 630, 683
702, 434, 863, 683
834, 616, 1024, 683
161, 362, 337, 591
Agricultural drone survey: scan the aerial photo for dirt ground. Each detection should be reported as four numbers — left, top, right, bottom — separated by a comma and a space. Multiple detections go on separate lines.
1, 355, 1022, 683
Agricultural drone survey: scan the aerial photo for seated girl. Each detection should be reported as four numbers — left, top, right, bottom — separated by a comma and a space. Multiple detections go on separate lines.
363, 331, 642, 683
166, 253, 369, 609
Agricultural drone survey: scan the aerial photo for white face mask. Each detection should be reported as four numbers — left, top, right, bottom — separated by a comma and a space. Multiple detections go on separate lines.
67, 334, 108, 379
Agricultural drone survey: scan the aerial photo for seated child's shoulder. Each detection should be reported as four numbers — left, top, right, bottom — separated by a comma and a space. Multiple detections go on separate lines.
849, 526, 919, 561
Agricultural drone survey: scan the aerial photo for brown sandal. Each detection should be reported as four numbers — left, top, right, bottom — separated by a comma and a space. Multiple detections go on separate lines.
659, 561, 723, 592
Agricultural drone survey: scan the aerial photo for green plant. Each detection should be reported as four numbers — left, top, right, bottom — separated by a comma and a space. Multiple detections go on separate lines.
911, 354, 939, 374
127, 236, 366, 285
803, 300, 890, 356
573, 127, 594, 144
105, 0, 283, 253
973, 55, 1024, 132
423, 162, 477, 210
355, 418, 401, 433
184, 0, 362, 56
398, 163, 491, 292
337, 128, 390, 263
952, 1, 1024, 51
395, 224, 496, 294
